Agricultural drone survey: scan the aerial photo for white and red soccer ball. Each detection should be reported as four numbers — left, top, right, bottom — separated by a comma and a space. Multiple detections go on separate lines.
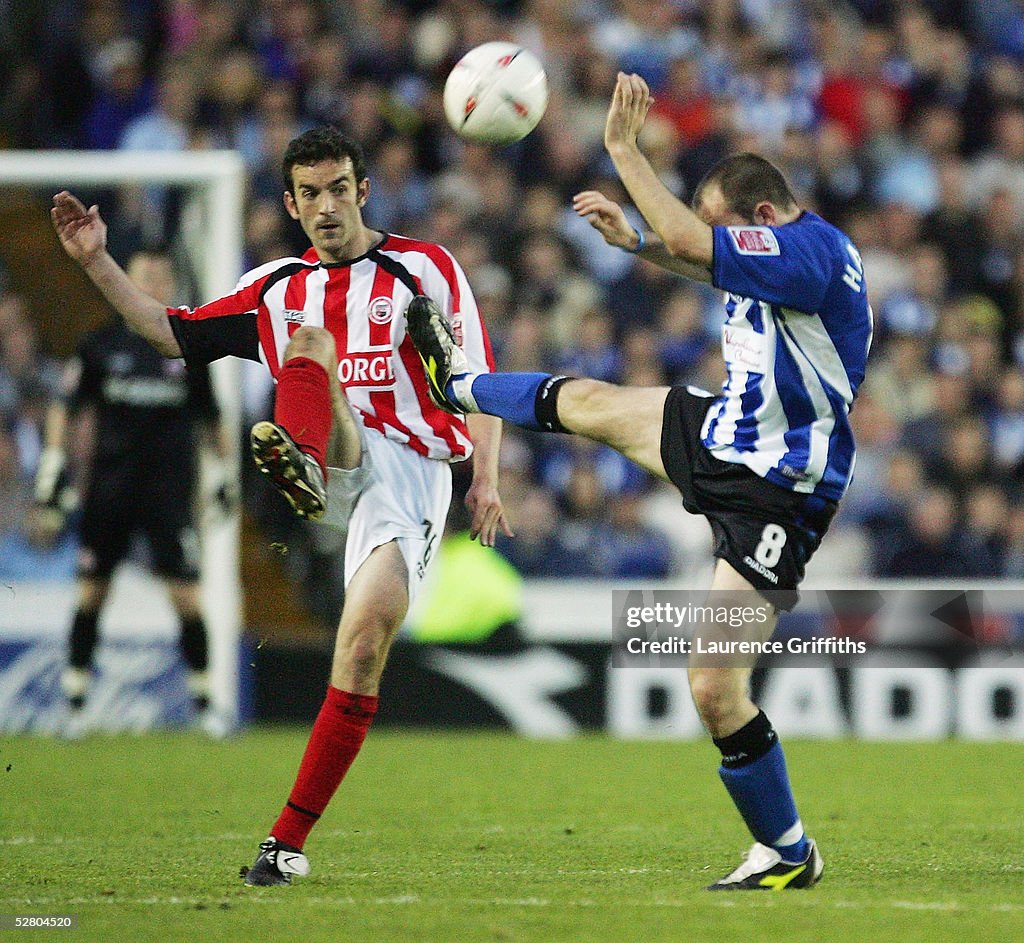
443, 42, 549, 145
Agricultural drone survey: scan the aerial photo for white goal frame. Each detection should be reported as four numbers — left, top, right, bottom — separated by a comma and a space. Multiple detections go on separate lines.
0, 150, 246, 727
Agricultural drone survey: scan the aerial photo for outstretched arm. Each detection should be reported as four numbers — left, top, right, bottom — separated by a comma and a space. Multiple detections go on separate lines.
603, 72, 714, 269
51, 191, 181, 357
465, 413, 514, 547
572, 189, 712, 284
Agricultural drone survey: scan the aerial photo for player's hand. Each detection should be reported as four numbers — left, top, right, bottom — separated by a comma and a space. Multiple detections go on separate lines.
572, 190, 638, 250
465, 479, 514, 548
51, 191, 107, 268
604, 72, 654, 152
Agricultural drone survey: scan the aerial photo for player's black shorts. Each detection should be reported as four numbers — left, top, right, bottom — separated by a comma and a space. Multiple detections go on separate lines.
77, 463, 199, 582
660, 386, 837, 610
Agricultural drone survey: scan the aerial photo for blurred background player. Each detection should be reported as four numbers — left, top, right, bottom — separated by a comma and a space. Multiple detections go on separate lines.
33, 246, 229, 732
49, 127, 510, 886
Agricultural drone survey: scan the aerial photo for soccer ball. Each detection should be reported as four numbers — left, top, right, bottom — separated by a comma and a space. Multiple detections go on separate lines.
443, 42, 549, 145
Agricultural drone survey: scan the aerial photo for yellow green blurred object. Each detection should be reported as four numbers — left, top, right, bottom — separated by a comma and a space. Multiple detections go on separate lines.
405, 531, 523, 643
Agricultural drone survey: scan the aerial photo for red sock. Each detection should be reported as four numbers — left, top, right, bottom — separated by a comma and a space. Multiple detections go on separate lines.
274, 356, 333, 475
270, 686, 379, 849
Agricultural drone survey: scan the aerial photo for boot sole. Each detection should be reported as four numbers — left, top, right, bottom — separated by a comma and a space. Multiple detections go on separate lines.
250, 421, 326, 521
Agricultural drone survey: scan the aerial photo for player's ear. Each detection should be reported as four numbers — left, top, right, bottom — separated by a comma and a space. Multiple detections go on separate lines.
283, 190, 300, 221
753, 201, 777, 227
357, 178, 370, 208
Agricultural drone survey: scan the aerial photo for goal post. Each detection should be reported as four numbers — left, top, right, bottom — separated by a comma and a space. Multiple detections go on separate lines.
0, 150, 246, 729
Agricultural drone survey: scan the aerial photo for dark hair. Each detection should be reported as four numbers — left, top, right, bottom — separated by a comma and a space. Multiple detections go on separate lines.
282, 126, 367, 193
692, 153, 798, 219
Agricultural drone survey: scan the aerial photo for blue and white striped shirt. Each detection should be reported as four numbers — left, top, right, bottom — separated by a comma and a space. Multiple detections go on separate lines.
701, 212, 873, 501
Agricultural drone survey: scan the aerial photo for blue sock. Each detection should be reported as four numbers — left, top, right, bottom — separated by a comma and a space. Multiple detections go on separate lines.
449, 372, 552, 431
714, 714, 809, 862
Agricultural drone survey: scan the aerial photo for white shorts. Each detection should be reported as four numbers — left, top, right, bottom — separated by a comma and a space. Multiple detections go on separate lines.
341, 428, 452, 603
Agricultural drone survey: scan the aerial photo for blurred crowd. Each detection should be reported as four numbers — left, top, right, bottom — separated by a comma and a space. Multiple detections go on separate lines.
2, 0, 1024, 591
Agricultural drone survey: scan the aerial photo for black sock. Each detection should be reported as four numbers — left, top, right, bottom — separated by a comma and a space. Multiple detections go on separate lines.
180, 616, 209, 672
712, 710, 777, 769
534, 375, 574, 434
69, 610, 101, 669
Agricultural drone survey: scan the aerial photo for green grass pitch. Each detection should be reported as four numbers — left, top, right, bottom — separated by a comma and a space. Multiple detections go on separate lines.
2, 730, 1022, 942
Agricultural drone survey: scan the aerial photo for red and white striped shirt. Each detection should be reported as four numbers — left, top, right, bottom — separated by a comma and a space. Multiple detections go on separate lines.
167, 234, 495, 461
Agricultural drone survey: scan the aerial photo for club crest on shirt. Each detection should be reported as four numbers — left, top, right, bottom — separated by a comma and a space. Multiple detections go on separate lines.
368, 296, 394, 325
283, 308, 306, 324
728, 226, 780, 256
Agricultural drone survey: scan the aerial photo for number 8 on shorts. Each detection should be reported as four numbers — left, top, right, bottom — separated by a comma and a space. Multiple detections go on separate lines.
754, 523, 788, 569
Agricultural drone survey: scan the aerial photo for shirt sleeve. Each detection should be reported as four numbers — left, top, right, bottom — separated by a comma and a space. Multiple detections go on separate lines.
711, 221, 836, 313
185, 359, 221, 422
166, 271, 268, 365
417, 246, 496, 376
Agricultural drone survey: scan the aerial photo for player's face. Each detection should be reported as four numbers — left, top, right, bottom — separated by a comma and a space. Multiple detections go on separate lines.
284, 158, 370, 262
694, 183, 750, 227
696, 182, 790, 228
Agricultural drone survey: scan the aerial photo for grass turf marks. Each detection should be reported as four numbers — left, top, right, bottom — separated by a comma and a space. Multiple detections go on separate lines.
2, 731, 1021, 942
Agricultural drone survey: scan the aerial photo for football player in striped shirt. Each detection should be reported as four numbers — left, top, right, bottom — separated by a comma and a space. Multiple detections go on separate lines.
408, 73, 872, 891
51, 127, 510, 886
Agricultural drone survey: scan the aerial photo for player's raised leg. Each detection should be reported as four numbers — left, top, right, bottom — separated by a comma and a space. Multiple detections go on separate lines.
251, 326, 336, 521
405, 295, 669, 478
318, 350, 371, 531
691, 560, 823, 890
242, 542, 407, 886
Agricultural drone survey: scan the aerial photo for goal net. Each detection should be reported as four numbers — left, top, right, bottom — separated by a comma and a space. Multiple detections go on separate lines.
0, 150, 245, 733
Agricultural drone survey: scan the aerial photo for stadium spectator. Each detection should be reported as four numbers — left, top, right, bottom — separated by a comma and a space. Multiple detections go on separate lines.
513, 231, 601, 352
862, 333, 933, 423
83, 38, 150, 150
876, 242, 947, 340
991, 369, 1024, 470
650, 53, 714, 150
556, 308, 622, 382
655, 285, 713, 383
119, 59, 196, 153
366, 134, 431, 233
855, 448, 926, 574
4, 0, 1024, 592
597, 491, 673, 578
494, 485, 564, 577
965, 483, 1012, 572
887, 486, 998, 577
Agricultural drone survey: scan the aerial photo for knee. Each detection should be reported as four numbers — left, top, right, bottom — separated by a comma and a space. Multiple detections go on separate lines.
285, 326, 336, 371
689, 670, 743, 734
338, 622, 393, 685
